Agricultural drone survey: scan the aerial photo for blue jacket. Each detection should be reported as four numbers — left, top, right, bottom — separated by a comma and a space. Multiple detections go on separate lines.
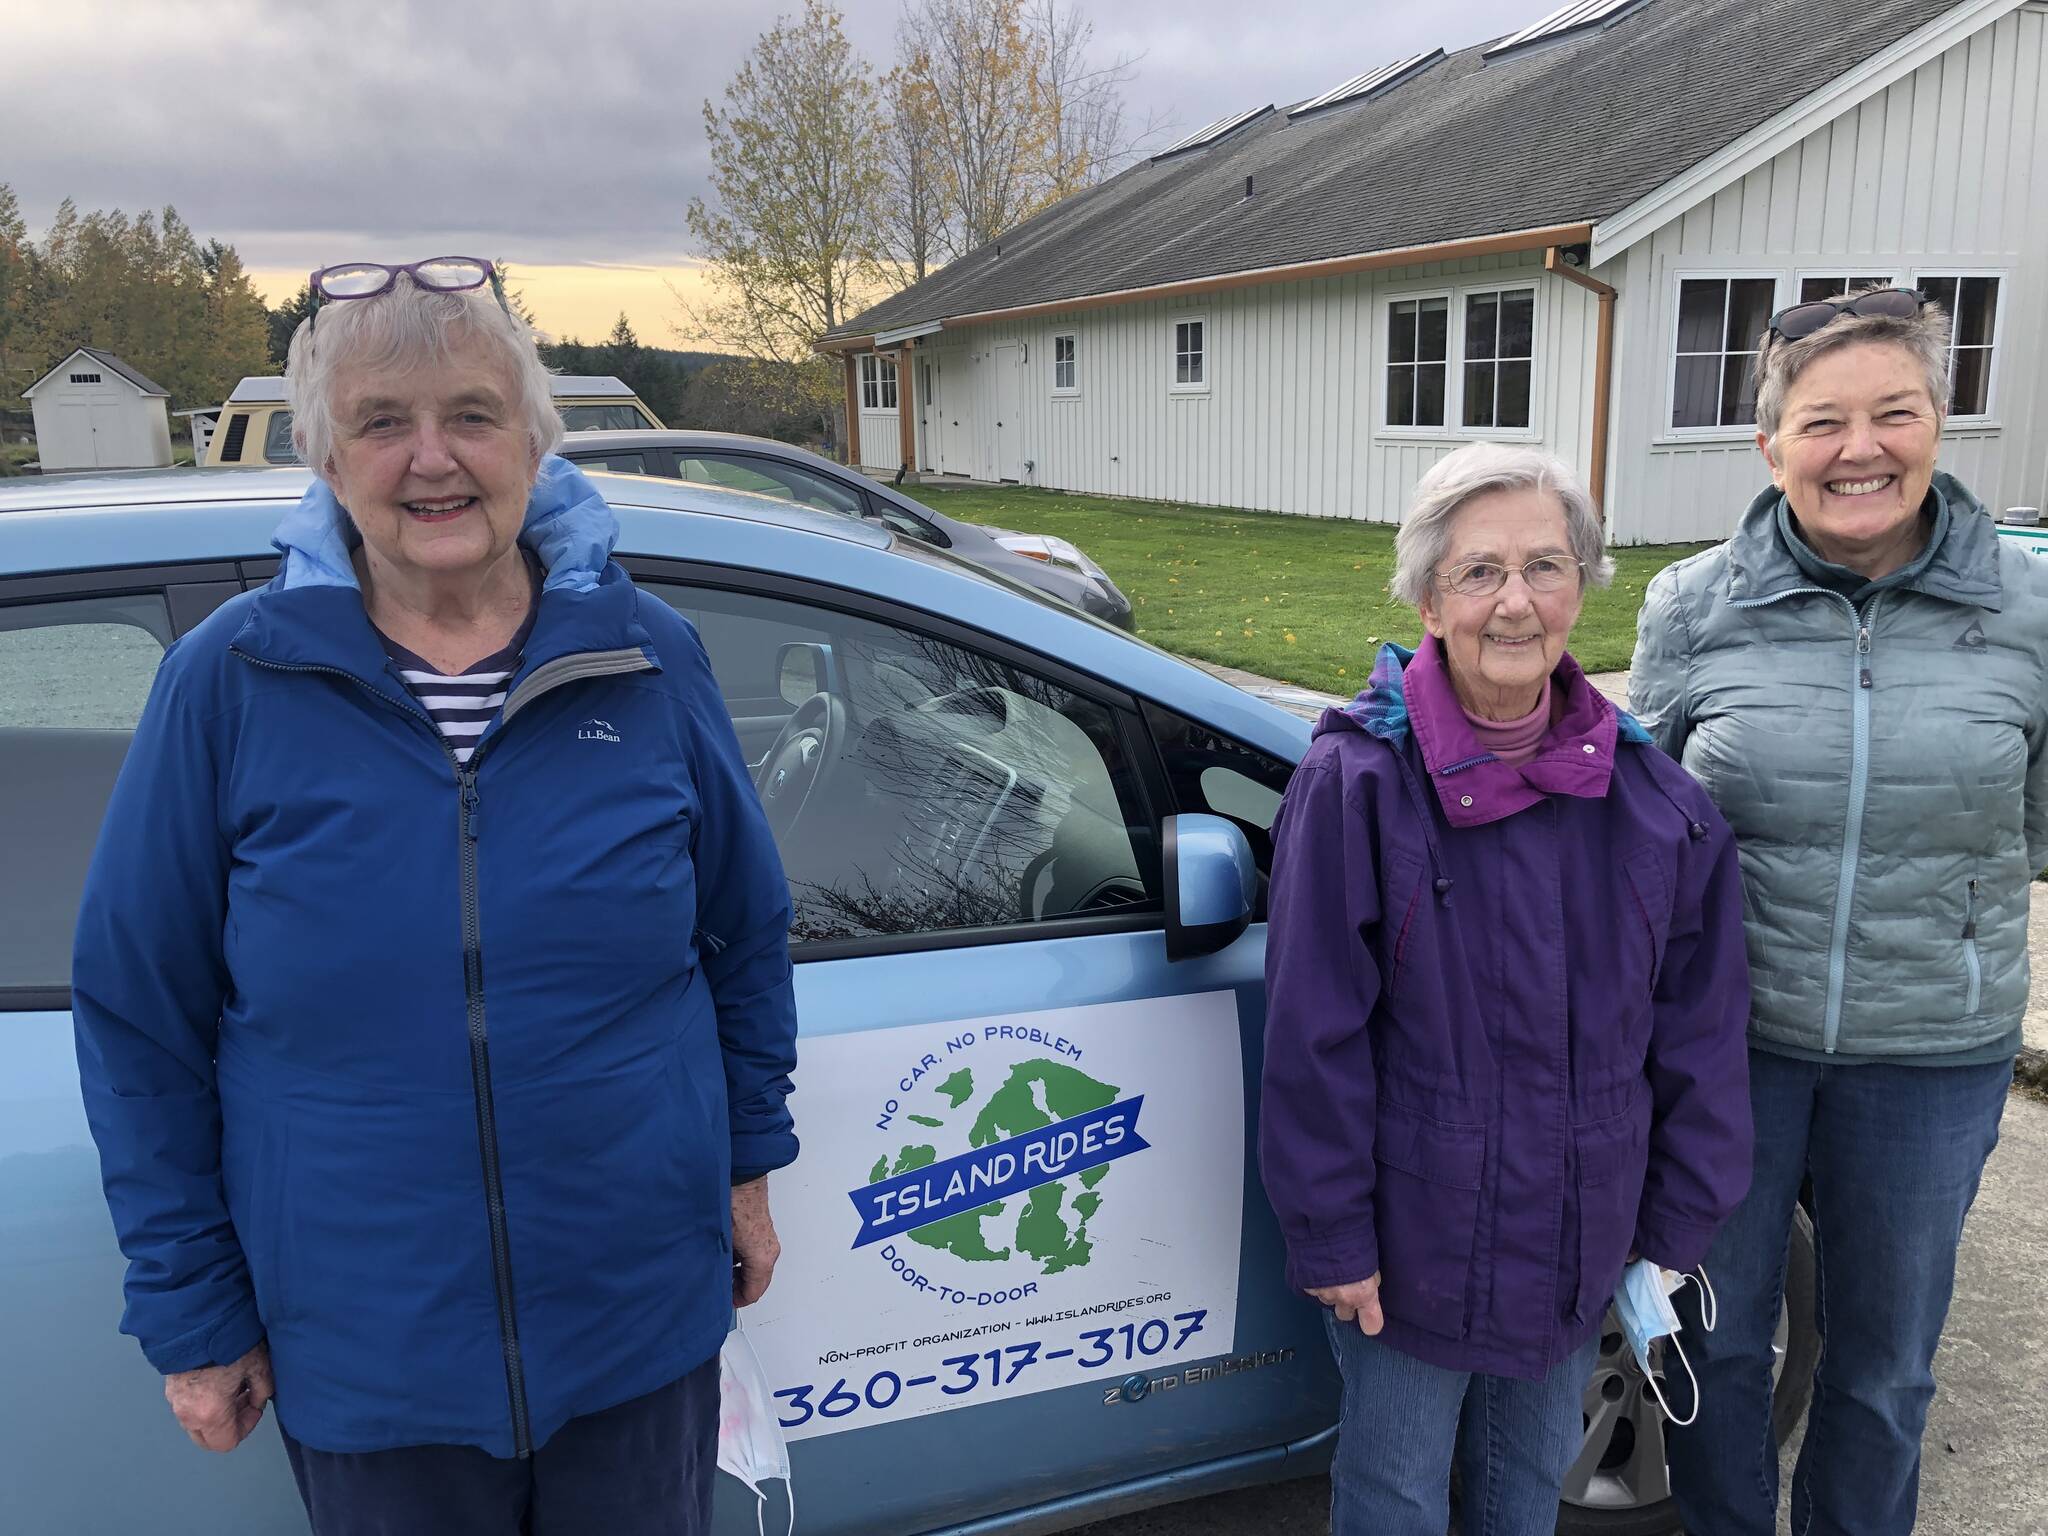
71, 458, 798, 1456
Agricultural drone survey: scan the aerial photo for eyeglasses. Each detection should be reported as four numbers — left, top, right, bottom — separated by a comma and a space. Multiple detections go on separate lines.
1434, 555, 1585, 598
1767, 286, 1926, 342
304, 257, 512, 332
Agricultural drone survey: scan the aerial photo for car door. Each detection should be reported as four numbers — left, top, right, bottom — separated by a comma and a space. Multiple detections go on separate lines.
0, 562, 304, 1536
627, 562, 1335, 1536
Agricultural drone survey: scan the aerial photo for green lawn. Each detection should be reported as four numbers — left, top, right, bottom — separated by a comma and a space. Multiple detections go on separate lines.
910, 484, 1710, 691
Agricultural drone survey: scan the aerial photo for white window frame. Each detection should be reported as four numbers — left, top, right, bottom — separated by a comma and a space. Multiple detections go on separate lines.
859, 353, 899, 413
1912, 266, 2006, 426
1661, 269, 1784, 444
1375, 282, 1543, 441
1790, 268, 1903, 307
1169, 314, 1209, 394
1378, 286, 1455, 438
1454, 283, 1541, 438
1051, 332, 1079, 396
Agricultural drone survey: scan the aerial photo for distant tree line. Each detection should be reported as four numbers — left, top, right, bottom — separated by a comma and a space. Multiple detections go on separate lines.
0, 184, 271, 427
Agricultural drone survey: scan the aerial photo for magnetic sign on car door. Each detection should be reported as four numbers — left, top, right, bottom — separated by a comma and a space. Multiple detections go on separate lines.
742, 993, 1246, 1441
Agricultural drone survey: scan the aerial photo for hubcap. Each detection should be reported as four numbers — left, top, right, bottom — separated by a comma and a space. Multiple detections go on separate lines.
1561, 1304, 1788, 1511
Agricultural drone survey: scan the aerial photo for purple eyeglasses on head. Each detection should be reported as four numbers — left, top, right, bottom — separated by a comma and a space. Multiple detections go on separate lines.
304, 257, 512, 329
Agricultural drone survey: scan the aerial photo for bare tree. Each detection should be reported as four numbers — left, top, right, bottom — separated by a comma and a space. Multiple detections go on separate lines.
891, 0, 1150, 263
879, 62, 947, 286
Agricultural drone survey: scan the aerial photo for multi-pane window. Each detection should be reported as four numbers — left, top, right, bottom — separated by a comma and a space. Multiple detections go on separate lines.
1173, 319, 1206, 388
1052, 333, 1077, 393
1799, 275, 1893, 303
860, 353, 899, 411
1461, 289, 1535, 430
1672, 277, 1776, 429
68, 372, 103, 384
1386, 297, 1450, 428
1917, 275, 2000, 417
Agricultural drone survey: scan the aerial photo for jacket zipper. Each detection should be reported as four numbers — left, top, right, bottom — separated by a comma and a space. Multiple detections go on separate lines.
1963, 876, 1982, 1015
1729, 587, 1881, 1053
237, 644, 652, 1457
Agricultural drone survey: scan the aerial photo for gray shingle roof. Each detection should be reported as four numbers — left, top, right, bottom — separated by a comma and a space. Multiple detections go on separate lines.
833, 0, 1966, 340
79, 348, 169, 396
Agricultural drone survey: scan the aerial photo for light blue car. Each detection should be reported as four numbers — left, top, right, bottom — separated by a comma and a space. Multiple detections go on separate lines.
0, 468, 1807, 1535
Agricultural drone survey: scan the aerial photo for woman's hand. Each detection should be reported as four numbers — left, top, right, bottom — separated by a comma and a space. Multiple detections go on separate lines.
731, 1176, 782, 1307
1307, 1273, 1384, 1335
164, 1339, 273, 1452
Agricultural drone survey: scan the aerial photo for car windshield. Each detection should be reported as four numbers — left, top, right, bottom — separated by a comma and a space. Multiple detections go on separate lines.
558, 403, 651, 431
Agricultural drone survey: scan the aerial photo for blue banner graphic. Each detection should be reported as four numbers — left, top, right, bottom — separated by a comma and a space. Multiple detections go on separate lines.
849, 1097, 1150, 1249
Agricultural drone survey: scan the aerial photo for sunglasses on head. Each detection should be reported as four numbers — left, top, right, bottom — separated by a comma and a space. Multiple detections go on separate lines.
1767, 286, 1926, 342
304, 257, 512, 331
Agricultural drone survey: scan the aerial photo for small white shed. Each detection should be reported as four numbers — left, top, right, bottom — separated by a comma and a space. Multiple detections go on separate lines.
23, 348, 174, 471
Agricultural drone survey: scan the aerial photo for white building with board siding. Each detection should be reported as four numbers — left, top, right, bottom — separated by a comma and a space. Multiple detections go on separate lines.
825, 0, 2046, 546
23, 349, 174, 472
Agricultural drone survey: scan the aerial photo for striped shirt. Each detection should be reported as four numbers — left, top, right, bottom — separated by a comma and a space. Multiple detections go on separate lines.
376, 587, 539, 767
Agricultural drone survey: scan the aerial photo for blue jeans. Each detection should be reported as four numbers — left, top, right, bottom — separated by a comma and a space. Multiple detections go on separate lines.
1665, 1048, 2011, 1536
1324, 1312, 1599, 1536
280, 1358, 719, 1536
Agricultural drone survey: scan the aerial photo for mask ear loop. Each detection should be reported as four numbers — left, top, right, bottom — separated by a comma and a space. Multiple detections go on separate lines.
1644, 1329, 1701, 1427
1676, 1265, 1717, 1332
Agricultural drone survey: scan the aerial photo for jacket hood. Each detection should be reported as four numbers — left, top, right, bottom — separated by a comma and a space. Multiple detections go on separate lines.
1725, 470, 2004, 611
270, 454, 619, 594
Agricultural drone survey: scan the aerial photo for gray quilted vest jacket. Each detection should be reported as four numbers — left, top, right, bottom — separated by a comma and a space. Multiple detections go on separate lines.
1631, 474, 2048, 1058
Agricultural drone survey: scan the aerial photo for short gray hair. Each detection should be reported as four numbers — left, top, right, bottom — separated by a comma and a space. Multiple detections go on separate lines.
1390, 443, 1613, 608
1753, 286, 1950, 443
286, 277, 563, 474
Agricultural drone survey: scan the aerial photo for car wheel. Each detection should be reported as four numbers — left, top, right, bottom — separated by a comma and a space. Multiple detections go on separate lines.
1554, 1207, 1818, 1536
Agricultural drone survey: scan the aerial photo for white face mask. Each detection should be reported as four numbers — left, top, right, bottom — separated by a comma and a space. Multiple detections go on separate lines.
718, 1326, 794, 1536
1613, 1261, 1715, 1427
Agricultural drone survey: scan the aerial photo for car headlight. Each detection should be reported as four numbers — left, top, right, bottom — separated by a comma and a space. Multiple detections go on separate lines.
992, 532, 1112, 583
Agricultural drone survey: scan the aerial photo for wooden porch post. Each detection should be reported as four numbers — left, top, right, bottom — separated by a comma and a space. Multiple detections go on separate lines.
842, 353, 861, 467
896, 339, 917, 475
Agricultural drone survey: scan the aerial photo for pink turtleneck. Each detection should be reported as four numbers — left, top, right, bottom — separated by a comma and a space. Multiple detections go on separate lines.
1461, 677, 1553, 767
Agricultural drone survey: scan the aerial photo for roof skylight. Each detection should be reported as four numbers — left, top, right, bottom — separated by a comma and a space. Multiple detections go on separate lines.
1483, 0, 1649, 58
1289, 51, 1444, 118
1154, 105, 1273, 160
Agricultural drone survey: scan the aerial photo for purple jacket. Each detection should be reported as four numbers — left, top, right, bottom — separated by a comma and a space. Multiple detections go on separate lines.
1259, 636, 1753, 1380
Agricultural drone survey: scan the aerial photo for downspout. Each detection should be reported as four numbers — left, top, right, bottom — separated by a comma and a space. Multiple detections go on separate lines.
1543, 247, 1616, 522
842, 353, 862, 468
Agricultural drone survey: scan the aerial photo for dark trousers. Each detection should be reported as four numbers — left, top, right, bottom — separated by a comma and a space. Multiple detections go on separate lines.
281, 1358, 719, 1536
1665, 1048, 2011, 1536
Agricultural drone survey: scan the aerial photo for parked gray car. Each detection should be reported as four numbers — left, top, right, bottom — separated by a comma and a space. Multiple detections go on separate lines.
557, 429, 1135, 629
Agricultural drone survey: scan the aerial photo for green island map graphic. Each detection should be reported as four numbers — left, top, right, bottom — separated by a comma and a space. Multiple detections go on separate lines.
868, 1059, 1120, 1274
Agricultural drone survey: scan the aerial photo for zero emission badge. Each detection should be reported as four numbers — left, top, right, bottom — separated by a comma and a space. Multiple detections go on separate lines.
744, 994, 1246, 1441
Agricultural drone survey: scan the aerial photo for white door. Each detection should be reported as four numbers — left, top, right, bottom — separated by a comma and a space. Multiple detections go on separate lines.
993, 344, 1023, 481
89, 402, 127, 467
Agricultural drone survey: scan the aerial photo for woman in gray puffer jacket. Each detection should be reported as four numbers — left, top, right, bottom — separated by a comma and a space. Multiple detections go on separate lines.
1631, 286, 2047, 1536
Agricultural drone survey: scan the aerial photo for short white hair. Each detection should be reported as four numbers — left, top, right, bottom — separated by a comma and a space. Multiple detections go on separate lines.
1390, 443, 1613, 608
285, 276, 562, 473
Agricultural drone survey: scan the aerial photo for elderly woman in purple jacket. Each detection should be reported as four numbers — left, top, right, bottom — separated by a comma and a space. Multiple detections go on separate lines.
1259, 443, 1754, 1536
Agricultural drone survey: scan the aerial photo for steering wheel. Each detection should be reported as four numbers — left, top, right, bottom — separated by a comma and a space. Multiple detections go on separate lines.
751, 691, 848, 845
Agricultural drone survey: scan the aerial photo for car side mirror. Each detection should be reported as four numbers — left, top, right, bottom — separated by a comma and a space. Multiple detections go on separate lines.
776, 642, 832, 707
1164, 813, 1256, 962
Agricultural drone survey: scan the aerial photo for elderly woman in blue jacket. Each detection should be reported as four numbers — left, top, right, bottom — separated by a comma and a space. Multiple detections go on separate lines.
71, 258, 797, 1536
1635, 287, 2048, 1536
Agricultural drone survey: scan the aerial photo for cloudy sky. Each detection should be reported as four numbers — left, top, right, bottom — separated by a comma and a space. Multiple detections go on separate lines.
6, 0, 1541, 342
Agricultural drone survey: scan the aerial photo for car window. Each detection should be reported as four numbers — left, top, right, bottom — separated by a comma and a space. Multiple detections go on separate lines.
263, 410, 300, 464
0, 592, 175, 994
646, 581, 1160, 946
569, 450, 648, 474
559, 404, 652, 432
1140, 698, 1295, 892
677, 455, 864, 519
